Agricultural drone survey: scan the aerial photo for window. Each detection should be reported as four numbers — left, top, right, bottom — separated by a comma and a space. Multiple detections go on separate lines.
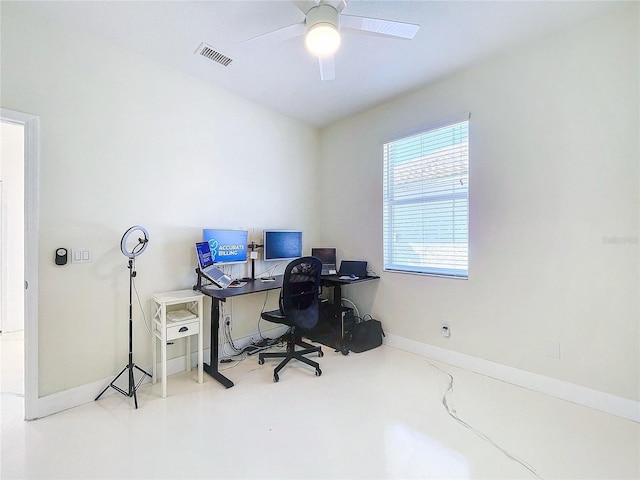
383, 114, 469, 278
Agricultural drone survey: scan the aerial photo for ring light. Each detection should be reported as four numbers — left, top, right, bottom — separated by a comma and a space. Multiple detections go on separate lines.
96, 224, 152, 408
120, 225, 149, 258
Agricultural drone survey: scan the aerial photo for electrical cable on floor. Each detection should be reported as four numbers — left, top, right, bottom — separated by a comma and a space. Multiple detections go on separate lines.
218, 353, 247, 371
428, 362, 544, 480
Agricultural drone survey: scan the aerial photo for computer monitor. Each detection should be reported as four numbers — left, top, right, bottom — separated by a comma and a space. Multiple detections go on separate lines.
202, 229, 248, 265
312, 247, 337, 275
263, 230, 302, 261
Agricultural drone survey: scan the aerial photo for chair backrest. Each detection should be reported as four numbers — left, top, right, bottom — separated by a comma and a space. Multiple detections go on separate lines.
280, 256, 322, 331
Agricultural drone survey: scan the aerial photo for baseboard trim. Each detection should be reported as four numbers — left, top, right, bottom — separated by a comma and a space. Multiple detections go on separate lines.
36, 330, 637, 423
384, 333, 639, 423
34, 326, 288, 419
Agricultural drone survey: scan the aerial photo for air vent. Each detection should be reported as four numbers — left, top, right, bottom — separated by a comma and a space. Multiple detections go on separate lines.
195, 42, 233, 67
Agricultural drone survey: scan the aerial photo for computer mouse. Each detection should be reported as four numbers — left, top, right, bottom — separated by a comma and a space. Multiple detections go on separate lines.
349, 274, 357, 279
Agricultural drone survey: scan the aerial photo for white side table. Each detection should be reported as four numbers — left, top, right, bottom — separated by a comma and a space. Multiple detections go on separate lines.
151, 289, 204, 398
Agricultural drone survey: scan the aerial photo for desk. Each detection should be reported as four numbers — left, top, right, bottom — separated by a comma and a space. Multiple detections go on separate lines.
197, 276, 284, 388
321, 275, 380, 307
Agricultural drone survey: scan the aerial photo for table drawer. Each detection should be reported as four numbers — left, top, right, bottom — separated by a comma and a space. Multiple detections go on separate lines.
166, 320, 200, 340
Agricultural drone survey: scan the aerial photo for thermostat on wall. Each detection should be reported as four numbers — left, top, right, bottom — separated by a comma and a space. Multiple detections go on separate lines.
55, 248, 68, 266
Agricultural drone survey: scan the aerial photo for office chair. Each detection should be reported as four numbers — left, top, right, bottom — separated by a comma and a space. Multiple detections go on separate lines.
258, 256, 323, 382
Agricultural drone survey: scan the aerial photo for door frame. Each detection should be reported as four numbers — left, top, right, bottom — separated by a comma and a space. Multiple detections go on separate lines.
1, 107, 40, 420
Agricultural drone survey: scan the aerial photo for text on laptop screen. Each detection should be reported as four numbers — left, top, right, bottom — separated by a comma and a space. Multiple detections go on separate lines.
203, 229, 248, 265
195, 241, 213, 269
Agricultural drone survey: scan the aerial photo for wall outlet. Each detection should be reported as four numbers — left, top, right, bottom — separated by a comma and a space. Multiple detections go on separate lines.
441, 321, 450, 337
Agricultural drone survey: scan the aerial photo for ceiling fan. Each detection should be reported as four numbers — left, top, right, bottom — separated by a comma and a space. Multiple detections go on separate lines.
239, 0, 420, 81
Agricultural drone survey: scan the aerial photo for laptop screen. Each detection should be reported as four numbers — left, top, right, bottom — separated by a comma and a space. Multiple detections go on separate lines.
312, 248, 336, 266
195, 241, 214, 269
338, 260, 368, 277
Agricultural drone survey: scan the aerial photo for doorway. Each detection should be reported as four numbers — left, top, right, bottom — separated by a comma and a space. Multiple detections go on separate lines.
1, 108, 39, 420
0, 121, 25, 418
1, 122, 25, 333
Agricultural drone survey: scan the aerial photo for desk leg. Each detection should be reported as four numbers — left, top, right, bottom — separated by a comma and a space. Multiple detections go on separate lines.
332, 284, 343, 307
331, 283, 349, 352
203, 297, 234, 388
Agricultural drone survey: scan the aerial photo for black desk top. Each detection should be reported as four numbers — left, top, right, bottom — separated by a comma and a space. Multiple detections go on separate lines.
321, 275, 380, 286
197, 274, 379, 300
199, 275, 284, 299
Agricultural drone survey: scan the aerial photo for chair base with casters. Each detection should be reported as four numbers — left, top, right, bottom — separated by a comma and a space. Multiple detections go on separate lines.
258, 328, 323, 382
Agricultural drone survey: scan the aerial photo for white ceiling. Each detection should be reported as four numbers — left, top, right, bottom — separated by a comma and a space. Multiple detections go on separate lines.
18, 1, 618, 128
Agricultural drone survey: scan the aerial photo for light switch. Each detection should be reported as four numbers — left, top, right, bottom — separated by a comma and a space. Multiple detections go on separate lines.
72, 249, 92, 264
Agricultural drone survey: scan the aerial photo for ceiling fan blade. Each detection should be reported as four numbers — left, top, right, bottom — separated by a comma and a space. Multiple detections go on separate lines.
339, 14, 420, 39
318, 56, 335, 81
237, 22, 306, 47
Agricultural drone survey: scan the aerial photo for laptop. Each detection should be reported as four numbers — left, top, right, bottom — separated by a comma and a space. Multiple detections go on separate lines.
312, 247, 337, 275
195, 241, 233, 288
337, 260, 368, 279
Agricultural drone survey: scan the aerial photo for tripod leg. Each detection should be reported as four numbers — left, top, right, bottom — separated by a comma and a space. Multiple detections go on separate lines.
95, 365, 128, 401
95, 382, 111, 402
134, 364, 152, 378
127, 362, 138, 409
133, 386, 139, 409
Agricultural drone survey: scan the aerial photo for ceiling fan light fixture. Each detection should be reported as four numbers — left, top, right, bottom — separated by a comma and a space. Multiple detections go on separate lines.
305, 23, 340, 57
305, 4, 341, 57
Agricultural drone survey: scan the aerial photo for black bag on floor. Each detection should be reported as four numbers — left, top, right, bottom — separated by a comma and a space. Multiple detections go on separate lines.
348, 317, 385, 353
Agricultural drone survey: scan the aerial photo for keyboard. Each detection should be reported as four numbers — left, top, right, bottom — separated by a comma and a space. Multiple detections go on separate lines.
203, 266, 232, 288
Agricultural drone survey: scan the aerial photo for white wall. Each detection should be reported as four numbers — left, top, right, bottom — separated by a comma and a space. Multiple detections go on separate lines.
1, 4, 319, 396
0, 122, 25, 333
318, 4, 639, 402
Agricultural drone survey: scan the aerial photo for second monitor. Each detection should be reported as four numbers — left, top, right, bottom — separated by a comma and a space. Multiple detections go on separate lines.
263, 230, 302, 261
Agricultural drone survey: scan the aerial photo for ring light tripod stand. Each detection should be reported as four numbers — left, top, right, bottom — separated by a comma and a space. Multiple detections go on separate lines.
95, 226, 152, 409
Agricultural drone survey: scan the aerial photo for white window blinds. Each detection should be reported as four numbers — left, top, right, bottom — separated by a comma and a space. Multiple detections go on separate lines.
383, 114, 469, 278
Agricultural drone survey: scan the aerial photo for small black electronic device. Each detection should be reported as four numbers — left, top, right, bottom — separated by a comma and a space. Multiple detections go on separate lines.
55, 248, 68, 266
